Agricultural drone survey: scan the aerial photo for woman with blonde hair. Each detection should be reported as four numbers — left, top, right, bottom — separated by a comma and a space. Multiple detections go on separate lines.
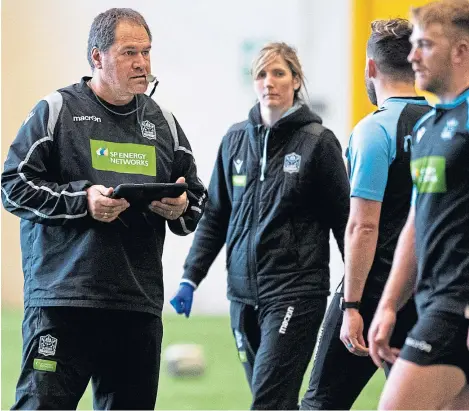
171, 42, 350, 409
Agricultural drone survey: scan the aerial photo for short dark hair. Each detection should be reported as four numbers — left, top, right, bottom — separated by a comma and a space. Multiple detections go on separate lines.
87, 8, 152, 69
366, 18, 414, 81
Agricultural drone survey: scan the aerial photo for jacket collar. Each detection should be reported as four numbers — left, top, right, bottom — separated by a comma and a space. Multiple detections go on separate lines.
248, 102, 322, 131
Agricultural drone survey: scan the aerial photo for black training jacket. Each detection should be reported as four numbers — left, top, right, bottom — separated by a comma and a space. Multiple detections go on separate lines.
182, 103, 349, 306
1, 77, 207, 316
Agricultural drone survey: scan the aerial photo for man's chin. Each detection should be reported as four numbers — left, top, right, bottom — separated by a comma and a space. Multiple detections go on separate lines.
415, 76, 433, 94
129, 85, 148, 95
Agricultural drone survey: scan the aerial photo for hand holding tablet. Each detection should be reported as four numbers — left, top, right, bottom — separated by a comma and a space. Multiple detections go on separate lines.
111, 182, 188, 211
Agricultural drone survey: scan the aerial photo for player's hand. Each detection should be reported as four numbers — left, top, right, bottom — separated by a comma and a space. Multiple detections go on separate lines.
341, 309, 369, 356
148, 177, 188, 220
87, 185, 129, 223
368, 304, 398, 367
170, 283, 195, 318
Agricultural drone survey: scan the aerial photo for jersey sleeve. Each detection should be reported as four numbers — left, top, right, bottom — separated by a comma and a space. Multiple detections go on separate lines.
1, 93, 91, 225
347, 117, 394, 202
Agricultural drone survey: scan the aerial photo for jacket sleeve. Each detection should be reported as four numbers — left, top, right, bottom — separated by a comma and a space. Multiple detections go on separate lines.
181, 137, 232, 287
316, 129, 350, 259
1, 94, 91, 226
167, 115, 208, 236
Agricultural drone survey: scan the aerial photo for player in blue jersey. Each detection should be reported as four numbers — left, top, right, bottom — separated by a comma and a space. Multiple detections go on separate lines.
301, 18, 431, 410
368, 1, 469, 409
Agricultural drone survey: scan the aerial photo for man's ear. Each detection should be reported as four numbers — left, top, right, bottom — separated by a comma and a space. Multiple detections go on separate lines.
367, 57, 378, 79
90, 47, 103, 70
452, 37, 469, 64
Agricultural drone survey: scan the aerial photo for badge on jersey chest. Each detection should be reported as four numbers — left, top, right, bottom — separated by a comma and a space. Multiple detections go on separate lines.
141, 120, 157, 140
441, 118, 459, 140
283, 152, 301, 174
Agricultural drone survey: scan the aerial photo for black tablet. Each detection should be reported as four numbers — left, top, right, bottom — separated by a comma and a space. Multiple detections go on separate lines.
111, 183, 188, 207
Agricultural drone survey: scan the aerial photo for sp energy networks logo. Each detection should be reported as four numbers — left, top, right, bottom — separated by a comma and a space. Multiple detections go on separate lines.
411, 156, 447, 194
90, 139, 156, 176
96, 147, 109, 156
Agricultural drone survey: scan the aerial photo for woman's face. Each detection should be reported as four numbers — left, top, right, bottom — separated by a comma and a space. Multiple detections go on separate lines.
254, 55, 300, 112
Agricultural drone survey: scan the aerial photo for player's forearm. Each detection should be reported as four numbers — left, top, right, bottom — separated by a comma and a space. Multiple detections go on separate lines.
344, 221, 379, 302
378, 212, 417, 311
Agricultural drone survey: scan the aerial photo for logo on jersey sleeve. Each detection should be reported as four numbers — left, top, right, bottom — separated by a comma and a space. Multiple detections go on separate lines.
411, 156, 446, 193
441, 118, 459, 140
90, 139, 156, 176
283, 152, 301, 173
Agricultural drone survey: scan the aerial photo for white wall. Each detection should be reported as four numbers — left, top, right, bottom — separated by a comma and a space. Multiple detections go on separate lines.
2, 0, 351, 313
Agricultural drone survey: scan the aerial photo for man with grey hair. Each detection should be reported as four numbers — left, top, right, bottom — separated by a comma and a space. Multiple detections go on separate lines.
2, 8, 207, 409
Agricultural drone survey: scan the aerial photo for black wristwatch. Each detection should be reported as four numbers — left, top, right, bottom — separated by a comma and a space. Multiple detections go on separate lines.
339, 297, 361, 311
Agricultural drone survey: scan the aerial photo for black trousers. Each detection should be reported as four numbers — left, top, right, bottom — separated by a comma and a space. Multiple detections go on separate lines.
230, 297, 327, 410
12, 306, 163, 410
300, 292, 418, 410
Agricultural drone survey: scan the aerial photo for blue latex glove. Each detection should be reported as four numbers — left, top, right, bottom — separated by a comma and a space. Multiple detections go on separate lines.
170, 283, 195, 318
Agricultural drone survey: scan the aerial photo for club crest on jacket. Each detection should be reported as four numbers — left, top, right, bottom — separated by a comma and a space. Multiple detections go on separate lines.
141, 120, 156, 140
283, 152, 301, 173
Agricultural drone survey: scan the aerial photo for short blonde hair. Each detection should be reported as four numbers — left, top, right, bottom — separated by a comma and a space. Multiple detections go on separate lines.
411, 0, 469, 38
251, 42, 306, 102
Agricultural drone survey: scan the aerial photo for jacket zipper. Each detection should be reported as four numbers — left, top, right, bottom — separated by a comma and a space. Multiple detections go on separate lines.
248, 126, 268, 309
260, 128, 271, 181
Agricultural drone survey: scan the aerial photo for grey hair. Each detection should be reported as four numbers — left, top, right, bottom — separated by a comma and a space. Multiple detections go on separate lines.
87, 8, 152, 69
